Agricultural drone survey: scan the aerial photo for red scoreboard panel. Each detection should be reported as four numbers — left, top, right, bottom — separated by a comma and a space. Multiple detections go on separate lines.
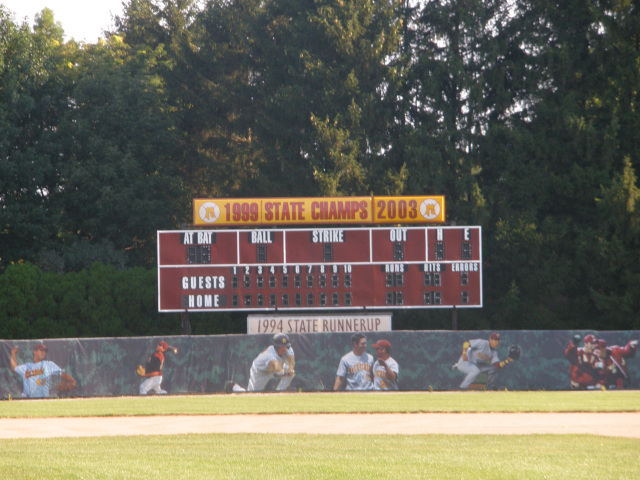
157, 226, 482, 312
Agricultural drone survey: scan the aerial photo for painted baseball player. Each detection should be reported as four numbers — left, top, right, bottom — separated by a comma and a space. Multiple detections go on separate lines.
372, 339, 399, 391
455, 332, 514, 390
594, 338, 638, 389
564, 334, 599, 389
229, 333, 295, 392
249, 333, 295, 391
333, 333, 374, 391
10, 344, 77, 398
138, 340, 177, 395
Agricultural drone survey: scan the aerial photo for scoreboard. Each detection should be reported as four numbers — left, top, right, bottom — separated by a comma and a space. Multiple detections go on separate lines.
157, 226, 482, 312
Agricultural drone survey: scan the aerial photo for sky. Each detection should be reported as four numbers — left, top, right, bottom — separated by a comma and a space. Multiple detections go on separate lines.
3, 1, 125, 43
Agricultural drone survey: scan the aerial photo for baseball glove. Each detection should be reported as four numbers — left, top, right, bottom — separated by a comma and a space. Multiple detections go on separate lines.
508, 345, 522, 361
56, 381, 74, 393
136, 365, 146, 377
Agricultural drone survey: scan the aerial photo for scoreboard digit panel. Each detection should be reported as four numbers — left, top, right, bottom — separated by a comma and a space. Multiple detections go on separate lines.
370, 228, 427, 263
158, 230, 238, 265
284, 229, 371, 263
428, 226, 480, 262
239, 230, 285, 264
157, 226, 482, 312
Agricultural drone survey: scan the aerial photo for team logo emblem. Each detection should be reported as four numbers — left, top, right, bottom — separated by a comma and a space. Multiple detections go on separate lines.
420, 199, 441, 220
199, 202, 220, 224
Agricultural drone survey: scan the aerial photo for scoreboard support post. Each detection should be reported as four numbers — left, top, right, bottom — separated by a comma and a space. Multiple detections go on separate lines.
181, 311, 191, 335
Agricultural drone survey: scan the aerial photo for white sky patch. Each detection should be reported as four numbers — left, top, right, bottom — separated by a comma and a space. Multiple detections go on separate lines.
2, 0, 125, 43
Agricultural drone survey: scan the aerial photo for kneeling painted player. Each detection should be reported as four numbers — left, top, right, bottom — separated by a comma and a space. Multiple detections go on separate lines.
372, 339, 399, 391
230, 333, 295, 392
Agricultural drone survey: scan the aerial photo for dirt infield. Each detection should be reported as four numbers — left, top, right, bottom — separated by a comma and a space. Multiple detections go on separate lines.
2, 412, 640, 439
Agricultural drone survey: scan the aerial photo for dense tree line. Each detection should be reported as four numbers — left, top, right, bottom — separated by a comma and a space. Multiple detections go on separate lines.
1, 0, 638, 339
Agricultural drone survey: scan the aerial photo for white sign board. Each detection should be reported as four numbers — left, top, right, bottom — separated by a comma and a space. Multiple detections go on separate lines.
247, 313, 392, 334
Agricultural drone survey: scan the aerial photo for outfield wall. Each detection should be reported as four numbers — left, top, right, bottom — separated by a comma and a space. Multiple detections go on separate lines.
1, 330, 638, 398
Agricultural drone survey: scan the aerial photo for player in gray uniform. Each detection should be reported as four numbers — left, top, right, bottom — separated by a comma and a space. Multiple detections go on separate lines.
10, 344, 76, 398
230, 333, 295, 392
333, 333, 374, 391
372, 339, 399, 391
248, 333, 295, 391
455, 332, 513, 389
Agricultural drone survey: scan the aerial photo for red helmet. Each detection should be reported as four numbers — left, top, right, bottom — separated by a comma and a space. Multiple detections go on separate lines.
596, 339, 607, 349
583, 334, 596, 344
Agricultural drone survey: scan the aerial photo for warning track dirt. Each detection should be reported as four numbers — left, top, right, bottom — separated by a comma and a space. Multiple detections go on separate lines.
1, 412, 639, 439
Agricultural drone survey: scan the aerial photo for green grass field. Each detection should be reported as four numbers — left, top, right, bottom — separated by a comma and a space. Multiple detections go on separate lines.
1, 391, 639, 479
2, 390, 640, 417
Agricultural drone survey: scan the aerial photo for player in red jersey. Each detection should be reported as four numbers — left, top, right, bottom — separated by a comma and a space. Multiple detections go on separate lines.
564, 334, 599, 389
594, 338, 638, 389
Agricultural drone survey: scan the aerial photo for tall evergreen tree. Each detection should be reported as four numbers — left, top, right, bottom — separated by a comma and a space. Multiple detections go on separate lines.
402, 0, 499, 221
1, 7, 184, 271
249, 0, 406, 196
0, 9, 73, 270
477, 0, 640, 328
590, 158, 640, 328
116, 0, 264, 199
33, 7, 65, 42
52, 37, 185, 269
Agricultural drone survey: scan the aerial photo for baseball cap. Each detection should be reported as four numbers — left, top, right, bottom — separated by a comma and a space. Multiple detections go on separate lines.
158, 341, 169, 350
489, 333, 501, 341
372, 340, 391, 350
33, 343, 48, 351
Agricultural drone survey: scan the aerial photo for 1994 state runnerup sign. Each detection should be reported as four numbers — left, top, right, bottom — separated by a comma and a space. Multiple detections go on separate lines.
247, 313, 392, 334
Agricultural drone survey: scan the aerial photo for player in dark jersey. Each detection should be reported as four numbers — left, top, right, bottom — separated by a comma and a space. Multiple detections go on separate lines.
139, 341, 176, 395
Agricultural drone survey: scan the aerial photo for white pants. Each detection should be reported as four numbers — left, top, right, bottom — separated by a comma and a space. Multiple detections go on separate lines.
247, 364, 294, 392
139, 375, 167, 395
456, 360, 497, 390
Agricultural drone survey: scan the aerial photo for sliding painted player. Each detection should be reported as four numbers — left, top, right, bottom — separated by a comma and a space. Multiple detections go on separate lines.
455, 332, 515, 390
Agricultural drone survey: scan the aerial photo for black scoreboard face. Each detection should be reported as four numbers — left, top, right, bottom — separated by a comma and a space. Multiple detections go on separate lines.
157, 226, 482, 312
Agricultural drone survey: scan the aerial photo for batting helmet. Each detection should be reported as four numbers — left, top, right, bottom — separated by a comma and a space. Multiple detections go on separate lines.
273, 333, 291, 348
583, 334, 596, 344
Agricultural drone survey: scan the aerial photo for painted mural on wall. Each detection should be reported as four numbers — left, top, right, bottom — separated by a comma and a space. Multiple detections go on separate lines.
1, 330, 638, 398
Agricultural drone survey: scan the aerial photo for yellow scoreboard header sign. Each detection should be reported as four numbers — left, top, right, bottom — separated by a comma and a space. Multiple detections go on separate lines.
193, 196, 444, 226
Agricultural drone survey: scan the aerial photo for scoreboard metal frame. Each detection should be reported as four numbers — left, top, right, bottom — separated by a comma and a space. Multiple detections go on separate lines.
157, 226, 482, 312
